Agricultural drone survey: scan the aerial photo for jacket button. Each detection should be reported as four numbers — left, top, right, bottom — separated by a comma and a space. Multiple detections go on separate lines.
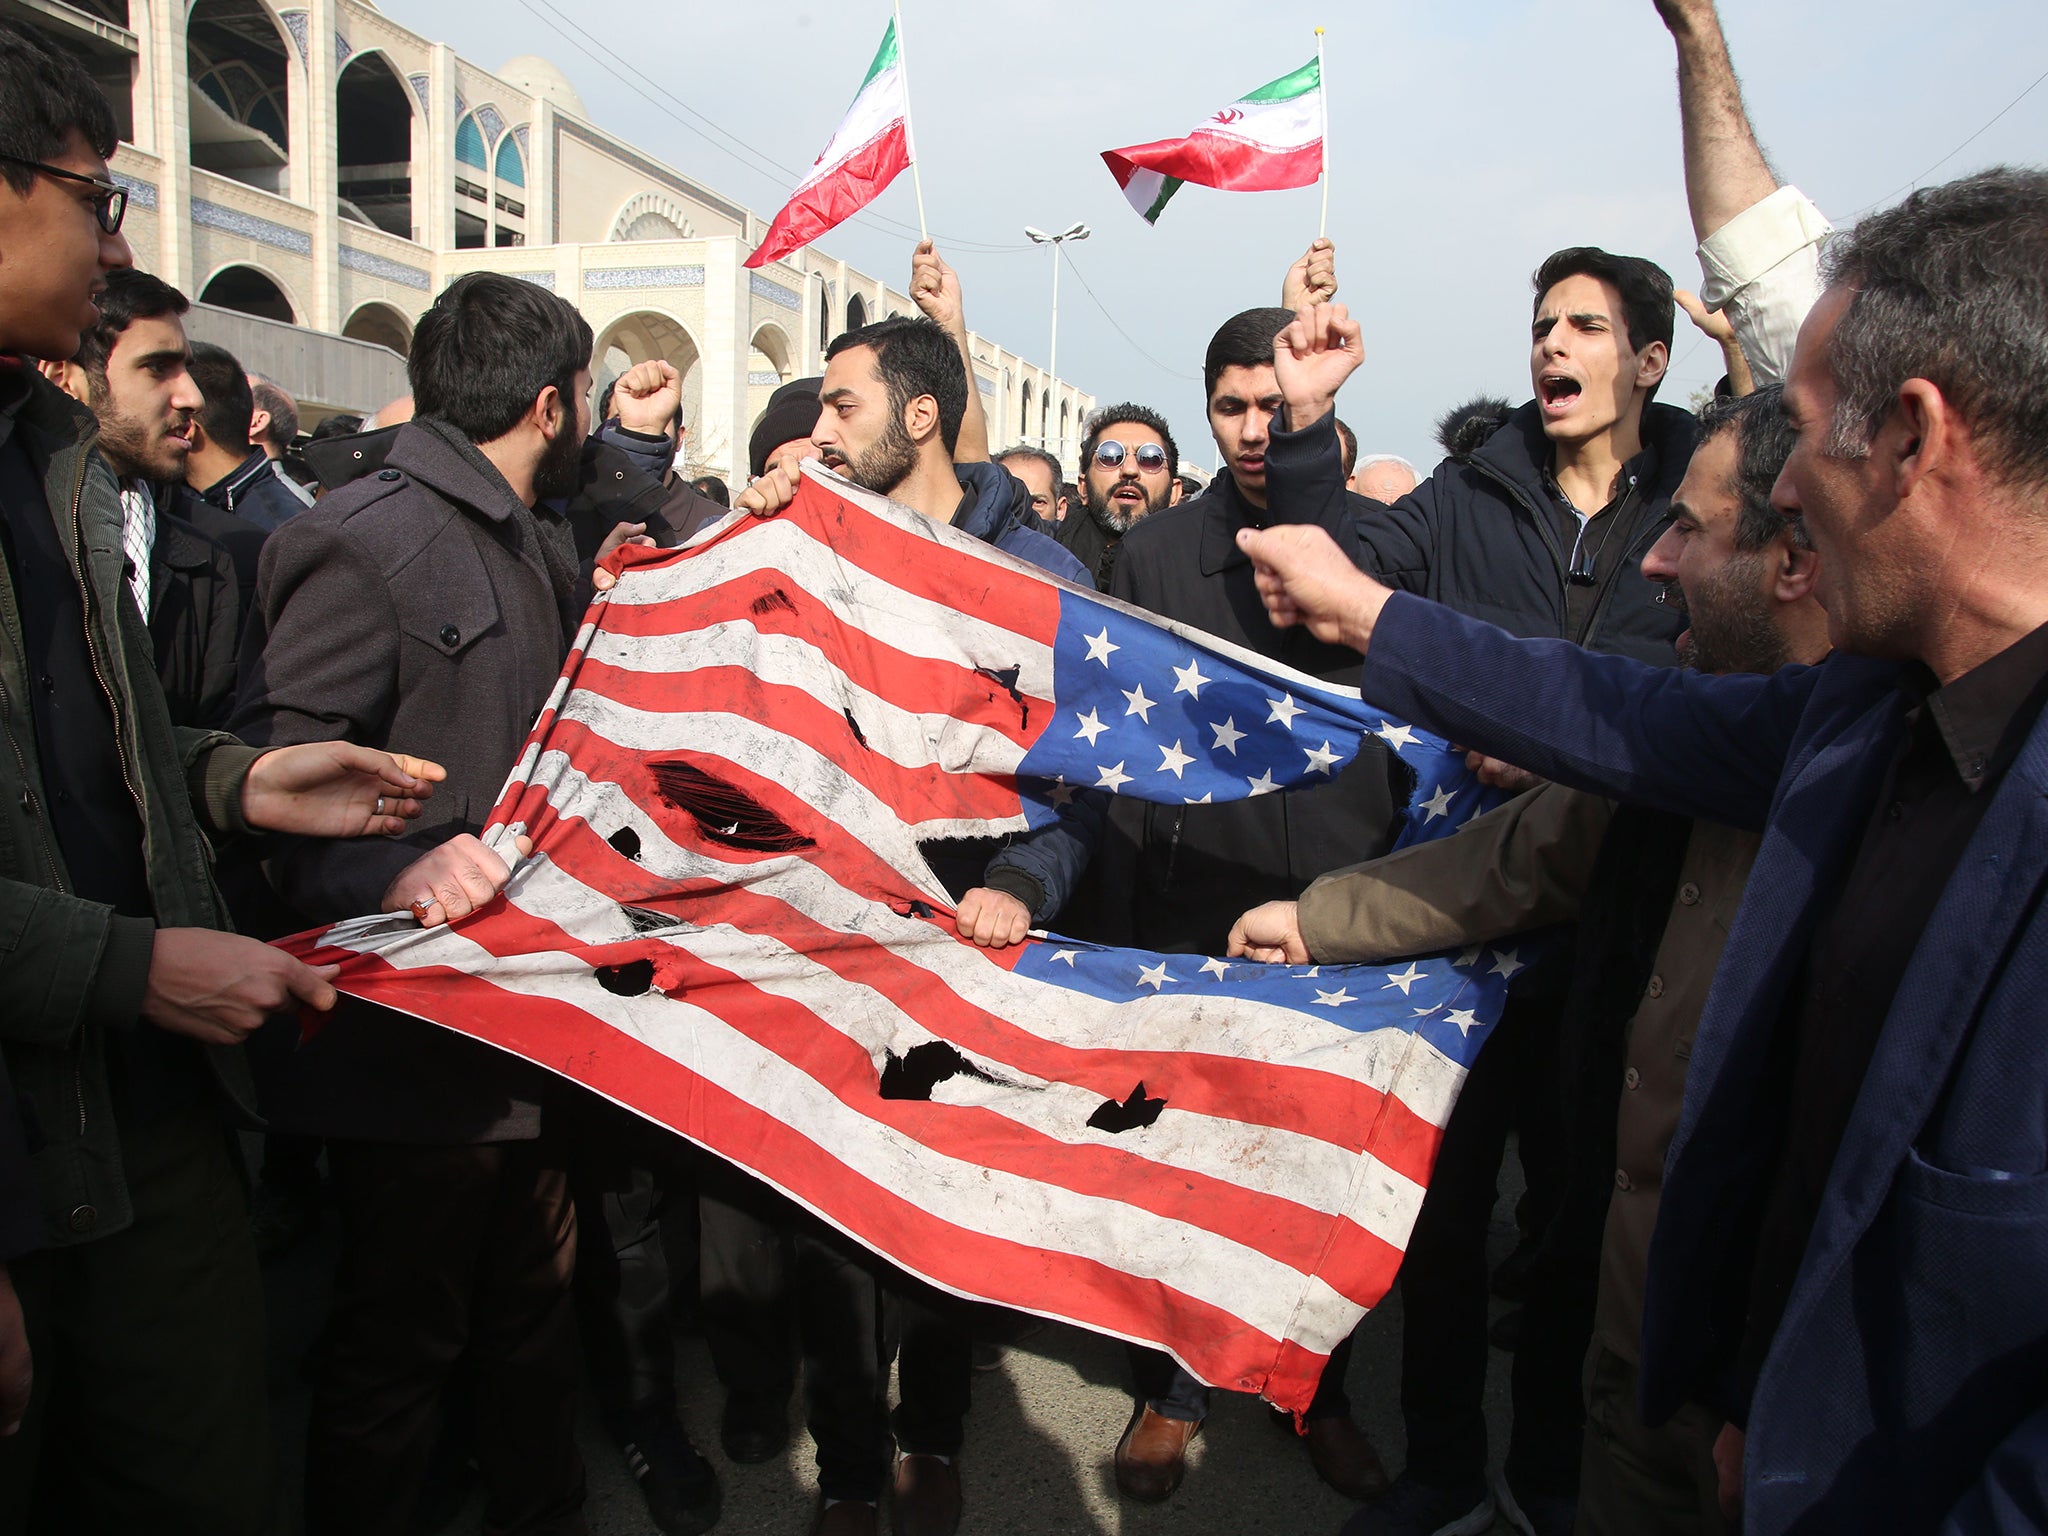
1614, 1169, 1633, 1192
67, 1204, 96, 1232
378, 468, 402, 481
1624, 1067, 1641, 1090
438, 623, 461, 647
1678, 882, 1700, 906
1645, 975, 1665, 999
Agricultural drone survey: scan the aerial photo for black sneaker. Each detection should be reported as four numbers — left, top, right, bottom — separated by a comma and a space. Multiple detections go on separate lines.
1339, 1473, 1495, 1536
720, 1393, 790, 1464
619, 1406, 722, 1536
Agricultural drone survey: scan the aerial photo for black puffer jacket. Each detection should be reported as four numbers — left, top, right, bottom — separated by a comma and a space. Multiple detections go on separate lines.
1329, 400, 1696, 665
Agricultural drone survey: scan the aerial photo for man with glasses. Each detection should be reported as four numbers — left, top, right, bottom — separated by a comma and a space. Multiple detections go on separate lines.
1055, 403, 1181, 590
0, 21, 447, 1530
1083, 300, 1404, 1510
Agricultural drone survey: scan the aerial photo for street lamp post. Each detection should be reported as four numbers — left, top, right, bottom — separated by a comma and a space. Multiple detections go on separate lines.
1024, 222, 1088, 468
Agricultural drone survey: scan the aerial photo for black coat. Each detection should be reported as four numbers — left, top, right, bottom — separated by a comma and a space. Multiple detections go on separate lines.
1083, 421, 1405, 956
233, 420, 576, 1143
1344, 400, 1695, 664
164, 486, 265, 627
1052, 501, 1122, 591
147, 508, 239, 729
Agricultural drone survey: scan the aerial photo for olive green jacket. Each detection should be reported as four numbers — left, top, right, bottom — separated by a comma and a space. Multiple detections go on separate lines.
1, 370, 262, 1249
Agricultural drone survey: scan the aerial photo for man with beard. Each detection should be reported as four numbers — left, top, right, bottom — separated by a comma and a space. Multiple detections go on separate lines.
1087, 301, 1401, 1510
1232, 386, 1823, 1535
739, 313, 1093, 1536
234, 271, 598, 1536
1055, 403, 1179, 589
37, 266, 240, 727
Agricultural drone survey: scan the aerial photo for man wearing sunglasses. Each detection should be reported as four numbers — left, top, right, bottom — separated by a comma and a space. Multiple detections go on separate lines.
1054, 404, 1182, 590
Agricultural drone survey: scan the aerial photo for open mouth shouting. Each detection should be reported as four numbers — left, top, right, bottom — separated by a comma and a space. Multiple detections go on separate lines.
1538, 371, 1583, 418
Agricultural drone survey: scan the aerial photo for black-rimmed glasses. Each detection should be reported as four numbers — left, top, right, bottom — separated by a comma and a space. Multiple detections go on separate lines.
1093, 440, 1168, 473
0, 153, 127, 234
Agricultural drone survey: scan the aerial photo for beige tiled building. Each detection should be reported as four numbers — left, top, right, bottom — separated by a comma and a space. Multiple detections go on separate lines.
15, 0, 1093, 480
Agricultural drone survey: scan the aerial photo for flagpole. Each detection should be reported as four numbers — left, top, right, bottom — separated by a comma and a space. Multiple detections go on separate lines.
1316, 26, 1329, 240
893, 0, 930, 243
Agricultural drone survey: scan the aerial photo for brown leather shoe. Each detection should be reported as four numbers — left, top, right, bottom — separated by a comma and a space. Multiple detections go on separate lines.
813, 1498, 879, 1536
1114, 1404, 1201, 1502
890, 1453, 962, 1536
1303, 1415, 1390, 1501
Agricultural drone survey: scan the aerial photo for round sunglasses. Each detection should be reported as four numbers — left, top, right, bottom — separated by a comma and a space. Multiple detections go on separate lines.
1092, 439, 1169, 473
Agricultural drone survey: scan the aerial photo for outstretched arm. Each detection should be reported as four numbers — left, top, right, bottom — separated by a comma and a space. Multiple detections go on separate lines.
1658, 0, 1778, 242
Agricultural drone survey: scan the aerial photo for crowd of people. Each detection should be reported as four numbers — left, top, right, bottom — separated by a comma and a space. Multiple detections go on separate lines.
2, 1, 2046, 1534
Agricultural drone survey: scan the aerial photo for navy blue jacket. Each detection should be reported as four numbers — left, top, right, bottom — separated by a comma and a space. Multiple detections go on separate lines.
1351, 591, 2048, 1535
921, 461, 1099, 925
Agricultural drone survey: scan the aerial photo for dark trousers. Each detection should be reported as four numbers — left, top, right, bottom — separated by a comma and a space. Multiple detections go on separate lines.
572, 1158, 678, 1430
891, 1293, 1028, 1457
307, 1139, 585, 1536
0, 1103, 270, 1536
1125, 1331, 1357, 1424
1577, 1343, 1729, 1536
1398, 995, 1583, 1496
700, 1185, 897, 1502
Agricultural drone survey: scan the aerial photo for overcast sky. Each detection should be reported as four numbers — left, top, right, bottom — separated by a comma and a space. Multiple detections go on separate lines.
399, 0, 2048, 476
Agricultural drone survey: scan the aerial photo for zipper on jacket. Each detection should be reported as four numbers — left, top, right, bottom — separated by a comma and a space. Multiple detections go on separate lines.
1579, 477, 1670, 649
1468, 457, 1571, 594
1162, 808, 1186, 887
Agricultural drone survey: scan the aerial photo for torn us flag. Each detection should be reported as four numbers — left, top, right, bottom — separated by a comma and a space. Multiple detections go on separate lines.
278, 465, 1518, 1413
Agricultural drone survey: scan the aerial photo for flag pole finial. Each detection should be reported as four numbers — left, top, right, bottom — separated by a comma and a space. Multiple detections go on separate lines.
1316, 27, 1330, 240
893, 0, 931, 243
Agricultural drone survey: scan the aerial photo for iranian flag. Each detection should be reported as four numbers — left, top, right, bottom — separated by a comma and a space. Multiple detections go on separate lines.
1102, 56, 1324, 225
745, 19, 913, 270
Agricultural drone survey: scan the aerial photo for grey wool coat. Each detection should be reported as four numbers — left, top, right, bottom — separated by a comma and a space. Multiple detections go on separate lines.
232, 419, 577, 1144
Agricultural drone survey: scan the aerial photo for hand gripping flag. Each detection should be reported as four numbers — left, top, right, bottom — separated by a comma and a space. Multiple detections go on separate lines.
1103, 55, 1324, 225
279, 466, 1523, 1413
746, 18, 913, 270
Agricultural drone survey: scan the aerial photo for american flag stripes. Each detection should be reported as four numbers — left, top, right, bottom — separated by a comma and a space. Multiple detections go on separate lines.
280, 466, 1519, 1413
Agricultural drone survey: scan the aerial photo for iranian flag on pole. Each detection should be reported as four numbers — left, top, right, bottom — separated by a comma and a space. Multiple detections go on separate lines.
1102, 56, 1324, 225
745, 19, 913, 270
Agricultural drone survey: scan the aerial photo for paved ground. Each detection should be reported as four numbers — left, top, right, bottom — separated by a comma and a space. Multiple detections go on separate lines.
262, 1149, 1527, 1536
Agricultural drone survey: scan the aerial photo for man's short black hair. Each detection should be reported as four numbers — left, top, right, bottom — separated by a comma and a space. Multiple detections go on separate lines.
825, 315, 967, 455
73, 265, 186, 382
0, 20, 117, 198
1531, 247, 1676, 403
249, 374, 298, 451
691, 474, 730, 507
1695, 385, 1806, 552
188, 341, 254, 451
1822, 166, 2048, 490
1204, 307, 1295, 399
307, 412, 364, 442
1079, 402, 1180, 482
411, 271, 593, 444
1333, 417, 1357, 478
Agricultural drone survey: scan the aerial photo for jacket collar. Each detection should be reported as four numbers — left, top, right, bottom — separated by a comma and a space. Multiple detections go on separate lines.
951, 460, 1030, 544
150, 503, 219, 573
1197, 471, 1263, 577
199, 448, 276, 509
384, 419, 530, 525
1472, 399, 1697, 510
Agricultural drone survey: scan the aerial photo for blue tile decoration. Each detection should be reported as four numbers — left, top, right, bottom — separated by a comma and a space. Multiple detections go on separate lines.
112, 171, 157, 210
408, 73, 431, 119
514, 271, 556, 289
747, 371, 780, 387
339, 245, 431, 290
476, 103, 506, 142
192, 198, 313, 255
514, 124, 530, 154
584, 266, 705, 290
278, 9, 308, 59
334, 31, 351, 68
748, 273, 800, 311
977, 374, 995, 396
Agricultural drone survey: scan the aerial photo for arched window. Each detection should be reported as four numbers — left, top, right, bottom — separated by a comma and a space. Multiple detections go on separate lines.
455, 114, 487, 172
846, 293, 867, 332
494, 135, 524, 188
